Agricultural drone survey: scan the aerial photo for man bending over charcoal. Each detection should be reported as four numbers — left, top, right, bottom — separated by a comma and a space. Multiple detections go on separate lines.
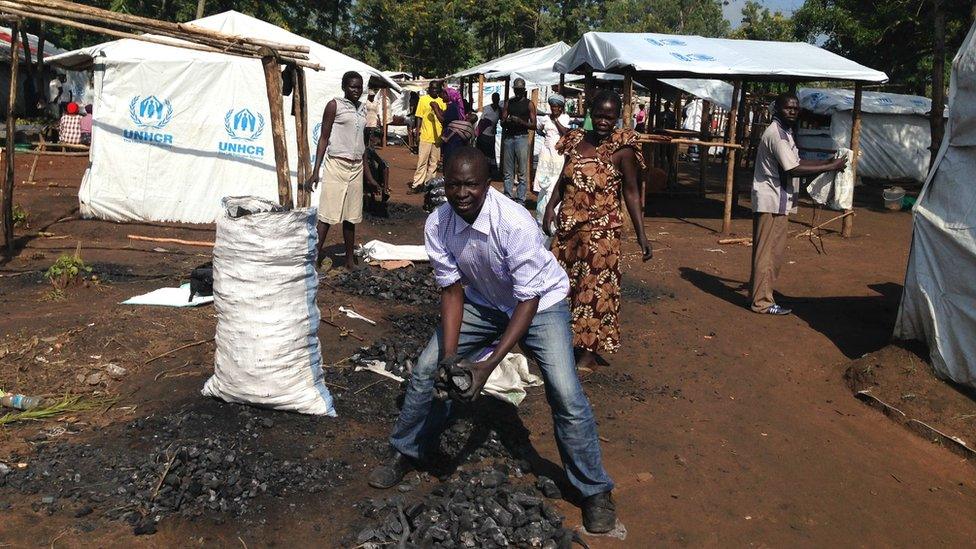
368, 147, 617, 533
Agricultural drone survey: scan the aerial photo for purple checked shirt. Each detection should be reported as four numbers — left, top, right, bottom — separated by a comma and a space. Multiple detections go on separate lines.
425, 187, 569, 316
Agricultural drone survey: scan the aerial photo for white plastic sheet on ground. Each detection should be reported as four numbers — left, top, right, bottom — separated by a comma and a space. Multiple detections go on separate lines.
46, 11, 399, 224
202, 196, 336, 416
895, 22, 976, 389
121, 283, 214, 307
360, 240, 428, 262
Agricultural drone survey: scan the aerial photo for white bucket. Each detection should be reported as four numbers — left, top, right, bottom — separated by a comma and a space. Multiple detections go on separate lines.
883, 187, 905, 211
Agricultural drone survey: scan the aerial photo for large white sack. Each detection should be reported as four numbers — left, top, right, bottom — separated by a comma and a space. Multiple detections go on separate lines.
202, 196, 336, 416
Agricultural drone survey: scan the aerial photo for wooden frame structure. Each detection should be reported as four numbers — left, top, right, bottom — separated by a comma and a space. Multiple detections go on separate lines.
0, 0, 323, 254
622, 75, 867, 235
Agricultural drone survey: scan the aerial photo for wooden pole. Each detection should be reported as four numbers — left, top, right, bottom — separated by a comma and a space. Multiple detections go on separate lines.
930, 0, 946, 169
260, 50, 292, 209
721, 80, 742, 234
527, 87, 539, 188
559, 73, 565, 95
698, 100, 711, 198
843, 82, 862, 238
731, 81, 749, 208
582, 70, 594, 113
622, 74, 634, 129
293, 66, 312, 208
381, 88, 389, 148
500, 76, 510, 178
478, 73, 484, 112
195, 0, 205, 19
2, 19, 19, 255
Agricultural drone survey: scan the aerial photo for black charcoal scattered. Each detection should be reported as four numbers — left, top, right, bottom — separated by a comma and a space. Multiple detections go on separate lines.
620, 278, 674, 305
351, 312, 439, 379
350, 399, 574, 548
332, 265, 439, 305
0, 403, 348, 535
355, 467, 573, 548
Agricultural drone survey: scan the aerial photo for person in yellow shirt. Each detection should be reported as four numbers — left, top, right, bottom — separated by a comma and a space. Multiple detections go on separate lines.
410, 80, 446, 191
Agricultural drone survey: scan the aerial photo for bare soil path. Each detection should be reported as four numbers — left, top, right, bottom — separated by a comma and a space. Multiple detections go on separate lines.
0, 148, 973, 547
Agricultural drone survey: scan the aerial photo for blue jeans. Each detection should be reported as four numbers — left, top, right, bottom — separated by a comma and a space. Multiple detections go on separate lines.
503, 134, 529, 203
389, 300, 614, 498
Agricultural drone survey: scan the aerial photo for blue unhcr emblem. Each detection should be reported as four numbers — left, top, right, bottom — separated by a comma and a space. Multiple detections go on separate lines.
312, 122, 322, 146
646, 38, 687, 47
224, 108, 266, 141
129, 95, 174, 129
670, 52, 716, 62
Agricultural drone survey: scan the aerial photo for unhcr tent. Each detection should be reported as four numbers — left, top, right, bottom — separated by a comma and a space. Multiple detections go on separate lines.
453, 42, 580, 108
895, 23, 976, 388
554, 32, 888, 82
47, 10, 399, 224
797, 88, 940, 183
0, 26, 89, 116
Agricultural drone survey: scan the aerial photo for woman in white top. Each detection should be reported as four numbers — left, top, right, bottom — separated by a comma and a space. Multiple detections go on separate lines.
307, 71, 378, 270
533, 94, 571, 228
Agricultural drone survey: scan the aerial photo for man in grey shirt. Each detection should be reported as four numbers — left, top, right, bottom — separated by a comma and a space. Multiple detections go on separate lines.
750, 93, 847, 315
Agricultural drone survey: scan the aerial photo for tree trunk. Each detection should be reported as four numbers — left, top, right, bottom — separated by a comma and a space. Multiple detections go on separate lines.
930, 0, 946, 168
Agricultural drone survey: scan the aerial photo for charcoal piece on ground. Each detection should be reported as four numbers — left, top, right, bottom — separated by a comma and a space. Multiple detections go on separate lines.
536, 476, 562, 499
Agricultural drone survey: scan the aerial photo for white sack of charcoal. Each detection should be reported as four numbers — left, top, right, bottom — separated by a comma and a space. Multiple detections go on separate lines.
202, 196, 337, 416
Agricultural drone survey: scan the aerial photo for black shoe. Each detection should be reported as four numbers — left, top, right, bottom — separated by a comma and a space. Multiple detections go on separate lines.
367, 451, 414, 489
582, 491, 616, 534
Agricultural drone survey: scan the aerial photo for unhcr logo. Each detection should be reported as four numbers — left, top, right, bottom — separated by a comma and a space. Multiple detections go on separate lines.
219, 107, 266, 158
124, 95, 175, 145
311, 122, 322, 164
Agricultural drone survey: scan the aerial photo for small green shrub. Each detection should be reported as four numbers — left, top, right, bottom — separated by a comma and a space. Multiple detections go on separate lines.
12, 204, 28, 228
45, 244, 91, 291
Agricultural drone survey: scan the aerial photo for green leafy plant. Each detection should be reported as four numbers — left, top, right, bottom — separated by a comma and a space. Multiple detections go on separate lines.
12, 204, 28, 228
45, 243, 92, 292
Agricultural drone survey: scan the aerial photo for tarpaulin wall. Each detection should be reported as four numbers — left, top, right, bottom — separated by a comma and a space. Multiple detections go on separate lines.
895, 23, 976, 388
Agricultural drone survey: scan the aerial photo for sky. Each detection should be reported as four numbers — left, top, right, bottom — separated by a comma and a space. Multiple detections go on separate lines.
722, 0, 805, 28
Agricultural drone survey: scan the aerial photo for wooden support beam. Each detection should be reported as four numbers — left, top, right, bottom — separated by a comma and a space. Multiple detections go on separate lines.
582, 70, 594, 113
478, 74, 485, 112
731, 81, 749, 209
622, 74, 634, 129
260, 50, 292, 209
559, 73, 565, 95
843, 82, 863, 238
292, 66, 311, 208
381, 87, 388, 148
500, 77, 510, 177
527, 87, 539, 188
2, 20, 19, 255
721, 80, 742, 234
699, 100, 711, 198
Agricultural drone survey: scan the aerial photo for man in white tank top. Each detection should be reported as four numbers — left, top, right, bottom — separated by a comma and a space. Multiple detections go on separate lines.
307, 71, 379, 269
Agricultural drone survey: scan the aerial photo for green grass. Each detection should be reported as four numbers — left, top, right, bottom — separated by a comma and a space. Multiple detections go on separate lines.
0, 394, 116, 426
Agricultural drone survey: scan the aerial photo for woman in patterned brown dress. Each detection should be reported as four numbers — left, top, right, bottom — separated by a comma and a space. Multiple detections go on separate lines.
542, 90, 653, 368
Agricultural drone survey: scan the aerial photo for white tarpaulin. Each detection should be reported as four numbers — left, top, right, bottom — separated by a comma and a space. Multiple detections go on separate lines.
895, 23, 976, 388
798, 88, 936, 183
554, 32, 888, 82
46, 11, 399, 224
661, 78, 734, 109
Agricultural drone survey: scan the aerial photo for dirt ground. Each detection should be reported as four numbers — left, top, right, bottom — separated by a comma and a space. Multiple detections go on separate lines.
1, 146, 975, 547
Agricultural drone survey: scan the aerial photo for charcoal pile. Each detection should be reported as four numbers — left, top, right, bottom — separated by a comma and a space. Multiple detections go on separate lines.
350, 398, 575, 547
332, 265, 439, 305
354, 467, 574, 548
352, 312, 439, 378
0, 403, 348, 535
